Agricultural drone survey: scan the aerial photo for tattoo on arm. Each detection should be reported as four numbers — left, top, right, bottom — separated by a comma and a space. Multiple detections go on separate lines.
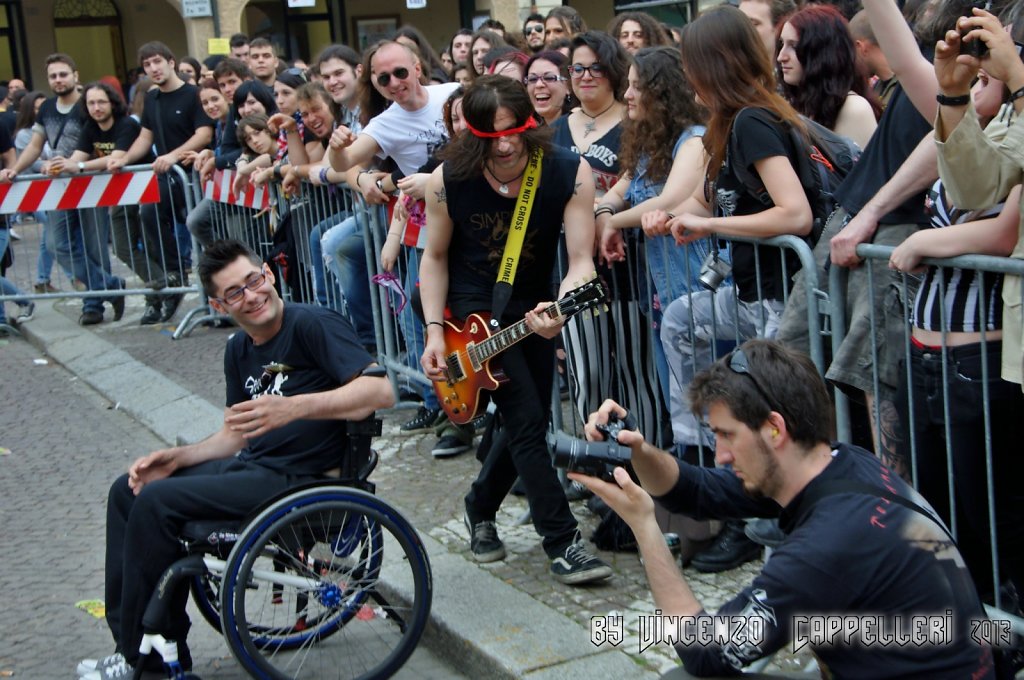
573, 182, 581, 196
434, 188, 447, 204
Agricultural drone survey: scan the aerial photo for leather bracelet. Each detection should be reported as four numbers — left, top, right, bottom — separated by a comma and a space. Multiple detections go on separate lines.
426, 321, 444, 328
1009, 85, 1024, 104
936, 92, 970, 106
594, 206, 615, 218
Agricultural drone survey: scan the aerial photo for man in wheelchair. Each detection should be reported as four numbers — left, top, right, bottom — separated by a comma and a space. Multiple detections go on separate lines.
78, 239, 394, 680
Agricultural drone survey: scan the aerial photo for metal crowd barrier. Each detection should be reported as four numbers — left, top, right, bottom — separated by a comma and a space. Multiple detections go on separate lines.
831, 242, 1024, 625
0, 164, 197, 330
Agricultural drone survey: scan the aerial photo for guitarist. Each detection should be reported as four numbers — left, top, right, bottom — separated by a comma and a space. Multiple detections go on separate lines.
419, 76, 613, 585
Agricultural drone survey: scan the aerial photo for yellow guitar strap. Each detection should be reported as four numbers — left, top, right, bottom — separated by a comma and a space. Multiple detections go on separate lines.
497, 147, 543, 287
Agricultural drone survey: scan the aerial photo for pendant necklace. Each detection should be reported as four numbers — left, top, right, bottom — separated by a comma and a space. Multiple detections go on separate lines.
580, 101, 617, 138
485, 163, 526, 195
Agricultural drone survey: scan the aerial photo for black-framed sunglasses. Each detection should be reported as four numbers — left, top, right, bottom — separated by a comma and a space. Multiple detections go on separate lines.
727, 348, 780, 414
376, 67, 410, 87
570, 63, 606, 79
213, 267, 269, 306
525, 25, 545, 35
524, 73, 567, 86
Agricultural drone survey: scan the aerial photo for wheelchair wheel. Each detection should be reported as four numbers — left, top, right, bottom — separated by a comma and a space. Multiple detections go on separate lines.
219, 487, 432, 679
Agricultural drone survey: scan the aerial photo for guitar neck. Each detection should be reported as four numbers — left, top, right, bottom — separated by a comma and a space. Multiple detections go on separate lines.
475, 300, 563, 362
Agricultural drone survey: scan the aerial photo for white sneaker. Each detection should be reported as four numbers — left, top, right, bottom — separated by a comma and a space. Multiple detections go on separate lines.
76, 652, 124, 676
81, 656, 133, 680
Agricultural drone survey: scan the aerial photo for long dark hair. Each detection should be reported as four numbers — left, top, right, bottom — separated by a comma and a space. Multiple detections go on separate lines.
525, 50, 576, 116
619, 47, 706, 183
680, 5, 804, 180
439, 75, 551, 181
78, 81, 128, 121
15, 90, 46, 132
780, 5, 881, 130
607, 12, 672, 48
232, 80, 277, 115
569, 31, 631, 100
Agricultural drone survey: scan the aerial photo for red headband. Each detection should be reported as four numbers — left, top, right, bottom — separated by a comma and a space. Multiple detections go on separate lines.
465, 116, 538, 138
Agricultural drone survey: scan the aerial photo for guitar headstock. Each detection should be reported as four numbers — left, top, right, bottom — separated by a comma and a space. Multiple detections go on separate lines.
558, 273, 607, 317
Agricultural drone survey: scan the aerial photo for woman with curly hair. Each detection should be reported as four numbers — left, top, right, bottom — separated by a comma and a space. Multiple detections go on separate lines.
777, 3, 879, 147
594, 46, 710, 405
607, 11, 671, 54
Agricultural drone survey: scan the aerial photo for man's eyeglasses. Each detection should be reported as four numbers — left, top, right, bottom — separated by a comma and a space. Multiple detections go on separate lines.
569, 63, 606, 79
213, 268, 269, 306
525, 25, 545, 35
524, 73, 566, 86
727, 348, 780, 415
376, 67, 410, 87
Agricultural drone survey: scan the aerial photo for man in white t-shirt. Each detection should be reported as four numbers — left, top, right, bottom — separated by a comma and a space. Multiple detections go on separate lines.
327, 41, 458, 177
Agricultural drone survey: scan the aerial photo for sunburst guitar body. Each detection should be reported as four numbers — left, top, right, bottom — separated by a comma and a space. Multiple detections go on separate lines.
433, 278, 606, 425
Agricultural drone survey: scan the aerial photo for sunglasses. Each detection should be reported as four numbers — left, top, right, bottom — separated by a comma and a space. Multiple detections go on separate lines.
525, 25, 545, 35
727, 348, 780, 415
376, 67, 410, 87
570, 63, 606, 79
524, 73, 566, 86
214, 268, 268, 306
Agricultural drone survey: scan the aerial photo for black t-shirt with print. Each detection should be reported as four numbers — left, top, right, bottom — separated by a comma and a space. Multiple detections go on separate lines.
550, 118, 621, 197
659, 443, 995, 679
224, 304, 373, 476
140, 82, 215, 155
716, 108, 803, 302
442, 145, 579, 322
35, 96, 87, 158
76, 115, 149, 160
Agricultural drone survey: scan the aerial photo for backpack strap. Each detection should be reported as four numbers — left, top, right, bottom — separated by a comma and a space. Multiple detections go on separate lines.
785, 478, 955, 543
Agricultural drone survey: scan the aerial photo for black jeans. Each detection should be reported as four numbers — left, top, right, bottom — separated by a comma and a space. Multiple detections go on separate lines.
897, 340, 1024, 601
139, 173, 186, 286
465, 333, 578, 557
104, 458, 313, 667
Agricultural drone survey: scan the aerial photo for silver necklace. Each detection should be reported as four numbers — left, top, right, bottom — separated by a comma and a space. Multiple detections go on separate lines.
485, 164, 525, 194
580, 101, 617, 138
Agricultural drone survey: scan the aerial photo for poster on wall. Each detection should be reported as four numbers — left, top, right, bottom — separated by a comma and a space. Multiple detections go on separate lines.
287, 0, 316, 7
352, 16, 400, 50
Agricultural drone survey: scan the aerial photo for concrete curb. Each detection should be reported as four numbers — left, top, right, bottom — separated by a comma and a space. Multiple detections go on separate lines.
18, 301, 658, 680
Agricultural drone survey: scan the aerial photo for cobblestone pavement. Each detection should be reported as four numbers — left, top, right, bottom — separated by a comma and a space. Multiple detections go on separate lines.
27, 298, 814, 677
0, 333, 462, 680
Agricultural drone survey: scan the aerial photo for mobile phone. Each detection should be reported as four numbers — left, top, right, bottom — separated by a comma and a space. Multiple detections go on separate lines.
960, 0, 992, 58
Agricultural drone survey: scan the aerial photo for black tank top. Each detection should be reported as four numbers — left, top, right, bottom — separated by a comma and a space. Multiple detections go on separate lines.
443, 145, 580, 321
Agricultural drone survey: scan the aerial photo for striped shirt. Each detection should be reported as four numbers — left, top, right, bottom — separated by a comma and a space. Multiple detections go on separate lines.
911, 180, 1003, 332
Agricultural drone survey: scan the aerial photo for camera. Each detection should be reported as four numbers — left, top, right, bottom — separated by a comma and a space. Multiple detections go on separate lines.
960, 1, 991, 58
550, 412, 637, 482
699, 250, 732, 291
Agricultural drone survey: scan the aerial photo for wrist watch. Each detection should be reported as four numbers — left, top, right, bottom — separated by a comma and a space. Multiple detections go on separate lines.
375, 178, 385, 192
77, 161, 86, 172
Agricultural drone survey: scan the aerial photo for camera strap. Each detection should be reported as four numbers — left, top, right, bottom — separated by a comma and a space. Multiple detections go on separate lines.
490, 147, 543, 328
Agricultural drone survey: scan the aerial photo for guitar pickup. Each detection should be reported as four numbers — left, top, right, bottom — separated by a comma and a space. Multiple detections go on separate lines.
444, 353, 465, 383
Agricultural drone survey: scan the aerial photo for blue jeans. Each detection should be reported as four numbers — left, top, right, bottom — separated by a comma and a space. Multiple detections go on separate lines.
320, 213, 374, 349
395, 246, 438, 409
46, 208, 122, 314
643, 235, 715, 405
31, 212, 57, 285
309, 211, 347, 310
0, 227, 31, 310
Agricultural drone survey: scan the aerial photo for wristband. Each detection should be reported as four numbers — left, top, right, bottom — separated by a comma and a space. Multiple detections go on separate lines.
936, 92, 970, 107
594, 206, 615, 218
426, 321, 444, 328
273, 164, 283, 180
1009, 85, 1024, 104
319, 167, 330, 185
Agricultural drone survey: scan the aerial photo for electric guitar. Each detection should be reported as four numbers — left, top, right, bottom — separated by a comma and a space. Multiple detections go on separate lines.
434, 279, 606, 425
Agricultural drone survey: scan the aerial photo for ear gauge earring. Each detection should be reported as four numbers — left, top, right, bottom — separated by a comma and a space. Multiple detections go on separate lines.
772, 429, 780, 437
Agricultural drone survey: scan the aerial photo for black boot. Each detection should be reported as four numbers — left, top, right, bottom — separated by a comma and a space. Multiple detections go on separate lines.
690, 520, 762, 573
160, 293, 185, 322
140, 295, 162, 325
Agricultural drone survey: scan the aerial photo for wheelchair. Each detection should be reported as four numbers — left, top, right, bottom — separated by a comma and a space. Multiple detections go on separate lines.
135, 416, 433, 680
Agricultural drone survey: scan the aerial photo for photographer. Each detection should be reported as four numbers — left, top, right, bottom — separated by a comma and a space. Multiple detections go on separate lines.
571, 339, 994, 678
